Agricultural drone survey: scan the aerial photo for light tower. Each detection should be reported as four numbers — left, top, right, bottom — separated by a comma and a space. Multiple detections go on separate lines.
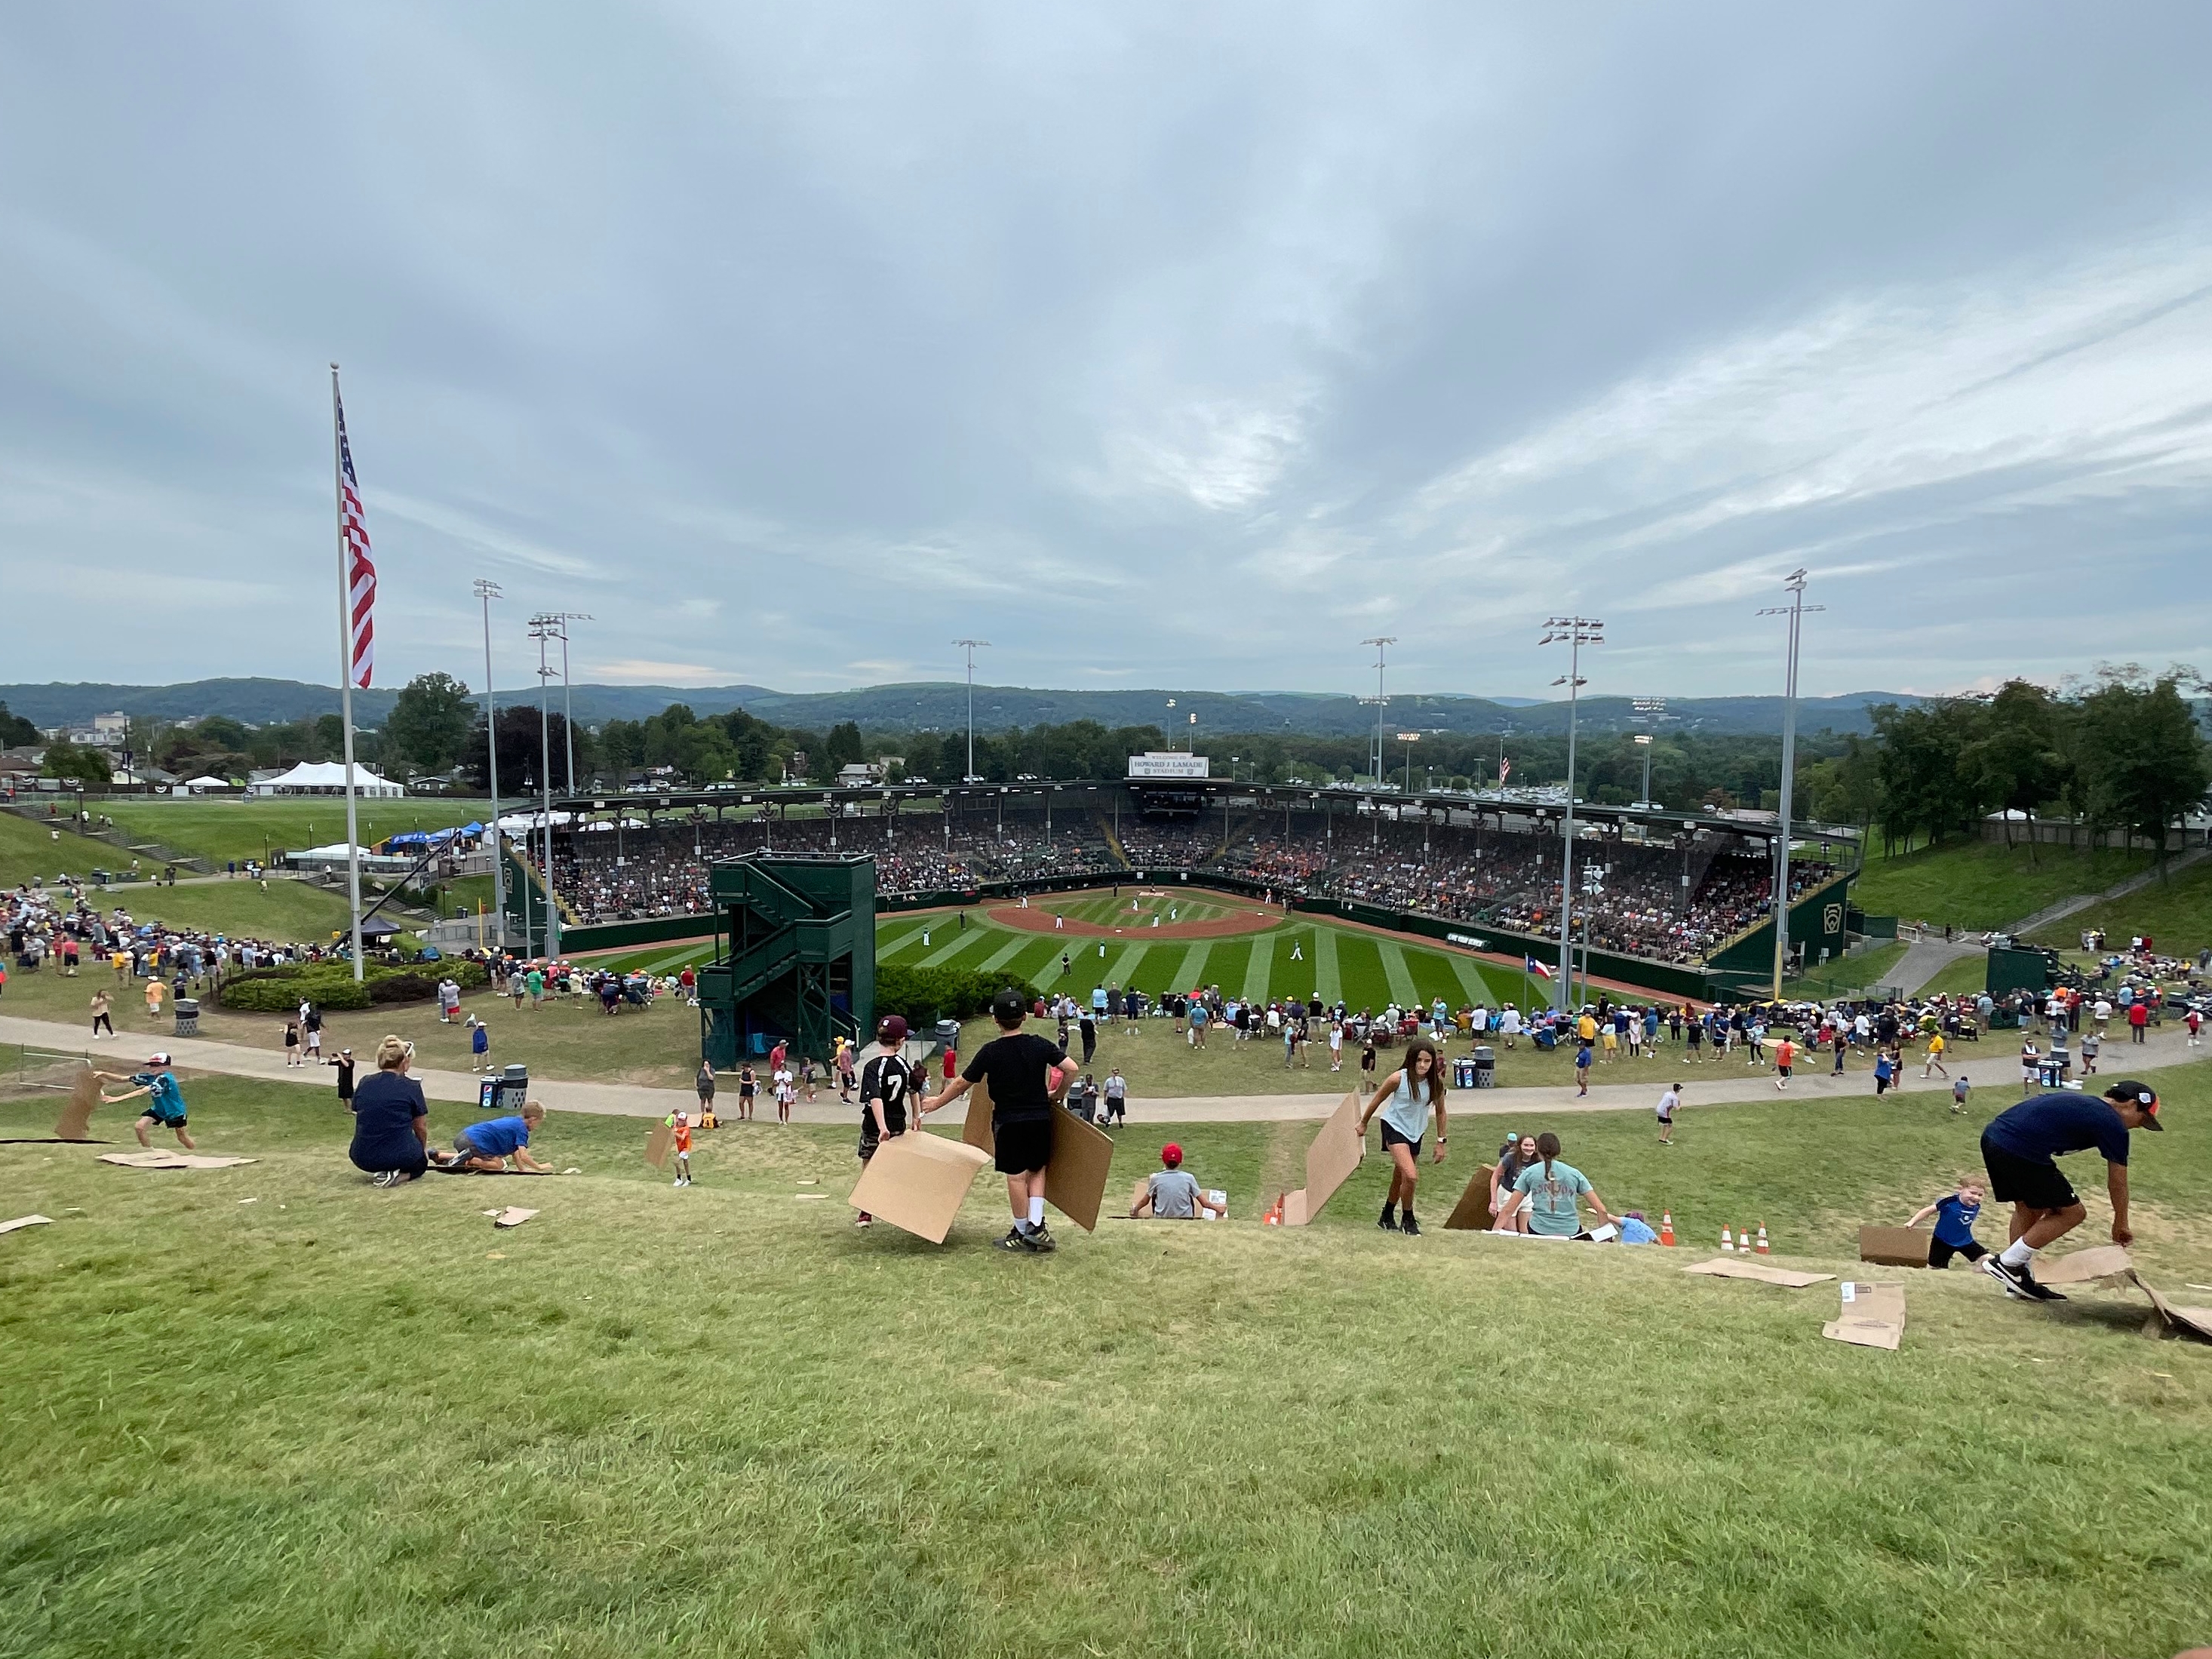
1359, 636, 1396, 785
954, 640, 989, 780
474, 579, 506, 944
1631, 696, 1666, 808
1756, 572, 1823, 997
1540, 616, 1604, 1006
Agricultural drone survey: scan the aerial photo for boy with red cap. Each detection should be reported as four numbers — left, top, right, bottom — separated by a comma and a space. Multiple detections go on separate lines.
1130, 1142, 1224, 1219
1980, 1079, 2162, 1302
853, 1015, 915, 1229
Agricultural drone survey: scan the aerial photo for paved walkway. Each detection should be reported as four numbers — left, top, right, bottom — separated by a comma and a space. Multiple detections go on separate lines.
1891, 935, 1983, 995
5, 1012, 2198, 1126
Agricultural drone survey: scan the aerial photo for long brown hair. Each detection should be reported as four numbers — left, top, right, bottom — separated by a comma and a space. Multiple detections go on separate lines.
1535, 1129, 1561, 1177
1402, 1036, 1446, 1105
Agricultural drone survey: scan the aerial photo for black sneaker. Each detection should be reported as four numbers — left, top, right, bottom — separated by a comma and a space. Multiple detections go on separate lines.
1378, 1206, 1398, 1231
1024, 1224, 1058, 1253
2017, 1267, 2066, 1302
1982, 1256, 2063, 1300
995, 1227, 1028, 1252
1399, 1212, 1421, 1237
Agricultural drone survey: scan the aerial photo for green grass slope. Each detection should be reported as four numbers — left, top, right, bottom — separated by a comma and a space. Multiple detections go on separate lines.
2028, 857, 2212, 957
3, 1071, 2208, 1657
97, 799, 470, 866
1852, 839, 2151, 930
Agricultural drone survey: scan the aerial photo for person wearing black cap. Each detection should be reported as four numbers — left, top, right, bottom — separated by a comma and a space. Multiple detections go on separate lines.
919, 987, 1079, 1252
1979, 1079, 2163, 1302
853, 1015, 915, 1230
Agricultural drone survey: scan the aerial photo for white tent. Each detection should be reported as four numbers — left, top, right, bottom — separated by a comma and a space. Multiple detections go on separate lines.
180, 776, 234, 793
247, 761, 403, 797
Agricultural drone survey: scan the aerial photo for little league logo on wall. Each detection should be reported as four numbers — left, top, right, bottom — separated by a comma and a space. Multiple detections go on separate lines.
1823, 902, 1843, 935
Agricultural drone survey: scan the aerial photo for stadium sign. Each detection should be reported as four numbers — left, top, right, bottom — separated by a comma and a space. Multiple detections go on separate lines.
1128, 751, 1209, 779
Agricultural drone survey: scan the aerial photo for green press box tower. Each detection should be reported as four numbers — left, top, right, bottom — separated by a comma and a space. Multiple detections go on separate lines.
696, 853, 875, 1069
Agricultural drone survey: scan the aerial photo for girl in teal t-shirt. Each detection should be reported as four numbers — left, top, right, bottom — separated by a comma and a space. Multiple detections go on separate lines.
1506, 1132, 1616, 1238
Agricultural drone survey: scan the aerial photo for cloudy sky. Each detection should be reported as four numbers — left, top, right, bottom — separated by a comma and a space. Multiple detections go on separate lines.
5, 4, 2210, 702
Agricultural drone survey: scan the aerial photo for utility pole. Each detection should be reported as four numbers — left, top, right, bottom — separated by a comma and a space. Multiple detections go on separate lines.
1359, 637, 1396, 785
1757, 572, 1823, 998
1541, 616, 1604, 1007
528, 613, 566, 959
954, 640, 988, 781
475, 579, 505, 945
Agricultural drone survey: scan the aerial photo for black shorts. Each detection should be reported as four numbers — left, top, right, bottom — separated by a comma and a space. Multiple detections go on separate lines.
1928, 1237, 1988, 1269
144, 1111, 186, 1129
1379, 1122, 1423, 1156
1777, 1065, 1792, 1078
1980, 1134, 2079, 1211
994, 1116, 1052, 1175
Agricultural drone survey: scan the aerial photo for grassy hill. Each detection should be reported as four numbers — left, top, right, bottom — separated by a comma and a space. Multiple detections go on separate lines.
3, 1070, 2207, 1657
2027, 857, 2212, 955
94, 799, 476, 868
1851, 838, 2152, 930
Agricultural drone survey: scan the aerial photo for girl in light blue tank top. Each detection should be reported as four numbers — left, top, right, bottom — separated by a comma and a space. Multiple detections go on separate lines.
1356, 1036, 1449, 1235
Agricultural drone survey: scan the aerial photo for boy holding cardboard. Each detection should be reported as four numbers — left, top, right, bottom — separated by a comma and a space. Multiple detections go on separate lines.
920, 988, 1079, 1252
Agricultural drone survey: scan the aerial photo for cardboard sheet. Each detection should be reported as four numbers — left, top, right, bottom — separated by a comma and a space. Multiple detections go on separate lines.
957, 1084, 1114, 1232
2035, 1244, 2134, 1285
1281, 1091, 1365, 1227
1443, 1164, 1498, 1231
54, 1068, 100, 1141
492, 1207, 537, 1229
1681, 1256, 1836, 1288
1, 1214, 54, 1235
644, 1121, 674, 1169
847, 1130, 992, 1243
97, 1152, 257, 1169
1822, 1282, 1906, 1350
2131, 1271, 2212, 1343
1858, 1225, 1934, 1268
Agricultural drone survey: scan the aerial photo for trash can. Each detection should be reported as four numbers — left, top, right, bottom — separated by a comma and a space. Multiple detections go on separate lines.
173, 997, 199, 1038
1451, 1055, 1477, 1089
481, 1063, 529, 1114
934, 1018, 962, 1052
1472, 1045, 1496, 1089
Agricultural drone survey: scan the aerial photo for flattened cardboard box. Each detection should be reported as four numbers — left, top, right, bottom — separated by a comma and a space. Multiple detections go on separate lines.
1858, 1225, 1933, 1268
644, 1121, 674, 1169
2035, 1244, 2133, 1285
56, 1068, 100, 1141
960, 1083, 1114, 1232
1682, 1256, 1835, 1288
1282, 1092, 1364, 1227
2131, 1271, 2212, 1343
1443, 1164, 1498, 1232
1822, 1282, 1906, 1350
849, 1132, 994, 1243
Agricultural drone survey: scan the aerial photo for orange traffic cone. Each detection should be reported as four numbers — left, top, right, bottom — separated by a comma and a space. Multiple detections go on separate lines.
1755, 1223, 1771, 1255
1264, 1194, 1284, 1226
1659, 1210, 1676, 1247
1721, 1224, 1734, 1253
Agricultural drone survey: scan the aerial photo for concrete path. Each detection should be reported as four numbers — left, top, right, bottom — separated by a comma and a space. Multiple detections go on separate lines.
1891, 935, 1983, 996
7, 1012, 2198, 1126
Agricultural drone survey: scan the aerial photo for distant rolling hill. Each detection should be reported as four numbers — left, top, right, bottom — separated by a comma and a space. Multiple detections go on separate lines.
0, 678, 1916, 738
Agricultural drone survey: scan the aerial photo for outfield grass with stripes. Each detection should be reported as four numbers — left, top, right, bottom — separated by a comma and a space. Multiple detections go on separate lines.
576, 895, 1544, 1015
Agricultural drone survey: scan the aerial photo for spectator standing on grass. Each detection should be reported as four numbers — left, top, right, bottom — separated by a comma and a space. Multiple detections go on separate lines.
1979, 1081, 2162, 1303
1575, 1039, 1593, 1096
1498, 1132, 1616, 1239
2080, 1027, 2100, 1076
471, 1018, 491, 1071
2128, 998, 2149, 1044
737, 1063, 757, 1122
1772, 1035, 1796, 1092
144, 974, 166, 1024
1187, 998, 1209, 1049
696, 1059, 717, 1117
1657, 1082, 1682, 1143
335, 1047, 356, 1108
349, 1036, 429, 1187
1356, 1036, 1448, 1236
1102, 1066, 1127, 1126
1874, 1049, 1894, 1095
304, 1004, 324, 1063
89, 988, 113, 1040
284, 1019, 301, 1068
2019, 1035, 2041, 1095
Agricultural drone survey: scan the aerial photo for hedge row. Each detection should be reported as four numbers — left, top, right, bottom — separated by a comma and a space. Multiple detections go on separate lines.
873, 963, 1040, 1026
218, 957, 487, 1013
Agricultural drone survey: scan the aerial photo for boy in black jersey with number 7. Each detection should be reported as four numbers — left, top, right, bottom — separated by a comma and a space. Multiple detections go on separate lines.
920, 988, 1080, 1252
853, 1015, 915, 1230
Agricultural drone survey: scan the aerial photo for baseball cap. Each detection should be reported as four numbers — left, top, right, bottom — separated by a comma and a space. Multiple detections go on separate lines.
2105, 1080, 2161, 1129
876, 1014, 909, 1046
1160, 1142, 1183, 1166
146, 1052, 172, 1066
990, 988, 1028, 1022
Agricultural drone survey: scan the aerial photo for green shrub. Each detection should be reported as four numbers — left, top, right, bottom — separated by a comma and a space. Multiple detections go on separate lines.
217, 957, 481, 1012
874, 964, 1040, 1026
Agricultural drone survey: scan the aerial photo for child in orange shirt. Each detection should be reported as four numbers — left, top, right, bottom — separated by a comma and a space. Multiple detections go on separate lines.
665, 1108, 695, 1187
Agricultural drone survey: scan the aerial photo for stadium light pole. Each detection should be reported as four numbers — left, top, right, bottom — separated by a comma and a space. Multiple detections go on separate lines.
1359, 637, 1396, 785
528, 613, 565, 960
475, 579, 506, 945
1632, 696, 1665, 808
1757, 572, 1823, 999
545, 611, 593, 793
1541, 616, 1603, 1008
954, 641, 989, 780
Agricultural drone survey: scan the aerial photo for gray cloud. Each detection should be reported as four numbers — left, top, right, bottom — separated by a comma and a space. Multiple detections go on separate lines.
3, 2, 2210, 702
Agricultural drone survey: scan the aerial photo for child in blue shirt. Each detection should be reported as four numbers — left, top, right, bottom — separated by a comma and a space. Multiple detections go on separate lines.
1907, 1176, 1988, 1269
470, 1018, 491, 1071
1575, 1040, 1593, 1096
1873, 1052, 1895, 1095
1951, 1074, 1970, 1115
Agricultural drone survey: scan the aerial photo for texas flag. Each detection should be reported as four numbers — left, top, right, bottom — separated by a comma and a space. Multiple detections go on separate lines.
1525, 957, 1553, 979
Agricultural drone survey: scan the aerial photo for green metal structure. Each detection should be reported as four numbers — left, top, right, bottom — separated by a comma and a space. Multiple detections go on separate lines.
696, 853, 875, 1068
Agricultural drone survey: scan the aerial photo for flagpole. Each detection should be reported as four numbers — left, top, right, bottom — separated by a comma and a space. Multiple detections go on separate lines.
330, 364, 365, 983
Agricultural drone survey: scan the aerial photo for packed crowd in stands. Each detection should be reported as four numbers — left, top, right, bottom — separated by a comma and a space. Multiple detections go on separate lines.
524, 806, 1840, 965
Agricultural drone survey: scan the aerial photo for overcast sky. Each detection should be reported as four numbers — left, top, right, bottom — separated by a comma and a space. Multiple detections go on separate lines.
5, 4, 2210, 702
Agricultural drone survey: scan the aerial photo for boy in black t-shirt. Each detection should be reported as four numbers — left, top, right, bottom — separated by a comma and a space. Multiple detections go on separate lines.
853, 1015, 914, 1230
920, 988, 1079, 1252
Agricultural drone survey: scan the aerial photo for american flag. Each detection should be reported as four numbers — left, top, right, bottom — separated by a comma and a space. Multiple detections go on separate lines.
334, 384, 378, 689
1498, 755, 1512, 785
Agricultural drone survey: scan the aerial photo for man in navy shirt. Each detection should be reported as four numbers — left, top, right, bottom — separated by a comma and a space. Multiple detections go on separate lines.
1979, 1080, 2162, 1302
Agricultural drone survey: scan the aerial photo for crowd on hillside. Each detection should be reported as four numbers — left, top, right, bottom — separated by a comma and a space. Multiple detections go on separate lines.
519, 808, 1841, 966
